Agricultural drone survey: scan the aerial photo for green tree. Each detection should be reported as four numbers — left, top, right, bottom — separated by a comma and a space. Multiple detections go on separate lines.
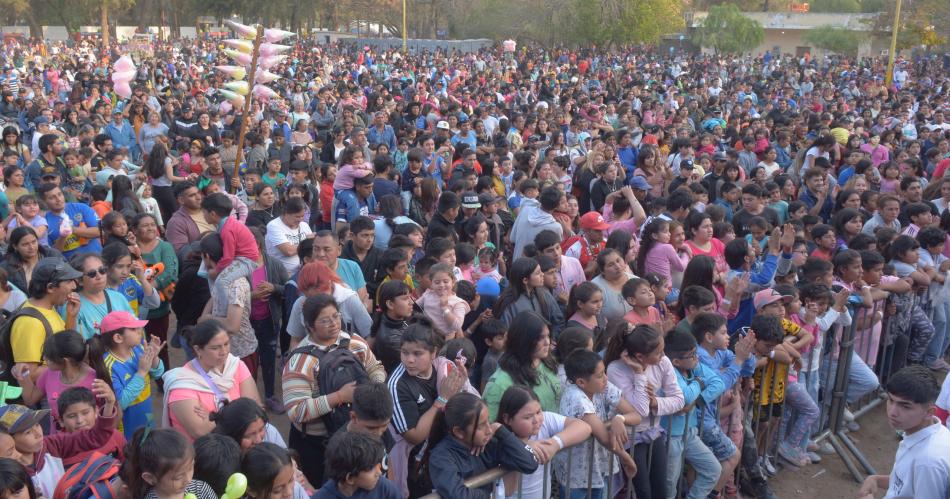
809, 0, 861, 13
803, 25, 865, 56
694, 4, 764, 54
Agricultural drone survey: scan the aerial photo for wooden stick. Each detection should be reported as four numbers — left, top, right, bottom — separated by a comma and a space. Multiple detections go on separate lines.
230, 24, 264, 194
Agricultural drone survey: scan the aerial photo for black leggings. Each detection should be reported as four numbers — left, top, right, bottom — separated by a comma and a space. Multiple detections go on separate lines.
632, 438, 668, 499
288, 426, 328, 488
152, 184, 178, 226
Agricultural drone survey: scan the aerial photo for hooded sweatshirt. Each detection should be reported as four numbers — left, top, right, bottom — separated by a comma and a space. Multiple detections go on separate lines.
510, 197, 563, 259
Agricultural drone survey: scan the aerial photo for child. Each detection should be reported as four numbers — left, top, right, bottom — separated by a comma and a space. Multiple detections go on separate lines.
638, 219, 689, 284
417, 263, 470, 339
89, 310, 165, 438
5, 195, 49, 247
622, 277, 663, 327
477, 318, 507, 392
136, 183, 164, 228
103, 242, 160, 318
645, 272, 674, 315
497, 384, 592, 499
0, 385, 118, 498
242, 442, 313, 499
888, 235, 937, 366
555, 350, 640, 498
100, 212, 138, 253
313, 430, 402, 499
809, 224, 836, 261
125, 428, 217, 499
427, 392, 539, 498
56, 386, 127, 468
374, 248, 414, 305
565, 281, 606, 336
766, 182, 788, 224
903, 202, 933, 238
0, 458, 35, 498
744, 217, 771, 255
262, 155, 287, 189
473, 246, 503, 283
605, 324, 685, 498
425, 237, 463, 281
724, 224, 795, 333
90, 185, 112, 219
715, 183, 740, 222
713, 221, 735, 244
879, 161, 900, 193
201, 192, 260, 322
917, 227, 950, 371
456, 242, 476, 283
661, 330, 724, 499
857, 366, 950, 499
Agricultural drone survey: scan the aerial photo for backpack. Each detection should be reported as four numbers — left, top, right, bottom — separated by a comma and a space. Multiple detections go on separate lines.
53, 452, 121, 499
0, 306, 55, 385
290, 336, 368, 434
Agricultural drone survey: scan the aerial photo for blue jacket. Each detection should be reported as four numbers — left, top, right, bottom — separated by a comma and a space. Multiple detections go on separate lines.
312, 476, 402, 498
429, 426, 538, 499
367, 124, 397, 152
697, 347, 755, 433
619, 146, 639, 185
662, 363, 724, 437
726, 252, 791, 332
105, 120, 139, 158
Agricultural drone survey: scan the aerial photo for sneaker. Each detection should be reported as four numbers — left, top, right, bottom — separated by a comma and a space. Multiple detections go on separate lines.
816, 441, 835, 454
266, 396, 286, 414
807, 451, 822, 463
928, 359, 950, 371
846, 421, 861, 432
777, 443, 809, 467
843, 408, 855, 422
807, 440, 819, 452
759, 456, 778, 476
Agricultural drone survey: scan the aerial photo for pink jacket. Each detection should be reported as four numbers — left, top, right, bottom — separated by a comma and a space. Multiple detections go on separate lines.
607, 356, 685, 432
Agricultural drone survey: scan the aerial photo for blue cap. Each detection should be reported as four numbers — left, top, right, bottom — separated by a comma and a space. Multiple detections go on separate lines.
630, 176, 651, 191
33, 116, 49, 125
475, 276, 501, 298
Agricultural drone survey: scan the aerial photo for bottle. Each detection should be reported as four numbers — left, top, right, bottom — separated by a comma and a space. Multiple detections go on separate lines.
59, 216, 73, 238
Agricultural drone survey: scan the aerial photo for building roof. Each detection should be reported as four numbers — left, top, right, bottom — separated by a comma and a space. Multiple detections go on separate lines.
689, 11, 883, 32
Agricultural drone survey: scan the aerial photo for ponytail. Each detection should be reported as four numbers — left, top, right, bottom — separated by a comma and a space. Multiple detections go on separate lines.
604, 324, 662, 366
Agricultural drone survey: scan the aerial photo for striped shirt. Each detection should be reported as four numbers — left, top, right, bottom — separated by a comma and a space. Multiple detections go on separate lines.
282, 332, 385, 436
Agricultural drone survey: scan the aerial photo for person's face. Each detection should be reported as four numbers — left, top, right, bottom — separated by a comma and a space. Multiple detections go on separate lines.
350, 412, 392, 439
206, 153, 222, 171
59, 401, 97, 432
13, 423, 44, 455
386, 291, 413, 318
817, 230, 836, 250
179, 187, 201, 210
0, 482, 30, 499
437, 248, 456, 267
533, 326, 551, 361
904, 181, 922, 201
194, 331, 230, 369
240, 417, 267, 450
541, 242, 562, 263
146, 456, 194, 497
430, 271, 454, 295
505, 399, 544, 439
636, 337, 666, 366
806, 175, 826, 193
655, 225, 671, 244
885, 392, 933, 433
863, 263, 884, 285
0, 432, 22, 462
760, 301, 786, 319
602, 253, 627, 279
526, 265, 544, 289
355, 181, 374, 199
881, 201, 900, 222
313, 235, 341, 265
310, 305, 342, 342
353, 229, 375, 250
400, 341, 434, 377
101, 139, 113, 153
43, 187, 66, 212
282, 209, 306, 228
741, 194, 760, 212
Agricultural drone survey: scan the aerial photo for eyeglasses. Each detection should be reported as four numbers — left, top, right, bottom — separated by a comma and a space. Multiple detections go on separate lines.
315, 312, 342, 326
84, 266, 107, 278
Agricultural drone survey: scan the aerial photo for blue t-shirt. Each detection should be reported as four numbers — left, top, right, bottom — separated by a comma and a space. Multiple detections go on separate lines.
113, 277, 146, 316
75, 289, 134, 339
46, 202, 101, 258
337, 258, 367, 293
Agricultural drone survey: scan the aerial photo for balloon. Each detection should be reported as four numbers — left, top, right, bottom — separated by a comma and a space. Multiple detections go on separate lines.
259, 43, 291, 56
115, 81, 132, 99
254, 70, 280, 84
252, 85, 278, 100
113, 55, 136, 73
214, 65, 246, 80
224, 49, 252, 66
223, 81, 249, 96
223, 39, 253, 53
218, 90, 245, 108
263, 28, 295, 43
220, 473, 248, 499
111, 70, 137, 84
257, 55, 286, 70
225, 20, 257, 39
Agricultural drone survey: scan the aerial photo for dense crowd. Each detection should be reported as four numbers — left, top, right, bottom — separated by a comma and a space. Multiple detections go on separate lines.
0, 34, 948, 499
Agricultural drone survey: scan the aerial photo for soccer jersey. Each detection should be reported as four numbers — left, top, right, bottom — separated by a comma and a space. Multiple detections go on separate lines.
113, 277, 145, 316
104, 345, 160, 438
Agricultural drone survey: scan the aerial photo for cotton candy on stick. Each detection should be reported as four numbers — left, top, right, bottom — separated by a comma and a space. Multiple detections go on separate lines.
252, 85, 278, 100
254, 70, 280, 84
218, 89, 245, 108
263, 28, 295, 43
214, 65, 246, 80
259, 43, 291, 56
223, 39, 254, 53
111, 70, 136, 84
257, 55, 286, 70
224, 49, 253, 66
113, 55, 136, 73
224, 20, 258, 39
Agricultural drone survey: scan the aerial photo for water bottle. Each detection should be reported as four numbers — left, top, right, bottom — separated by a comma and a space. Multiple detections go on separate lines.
59, 216, 73, 238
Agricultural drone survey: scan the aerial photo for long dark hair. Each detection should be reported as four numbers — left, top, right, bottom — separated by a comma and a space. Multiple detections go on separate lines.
493, 258, 547, 318
43, 329, 111, 383
125, 428, 194, 499
496, 385, 541, 426
210, 397, 267, 445
427, 392, 486, 452
636, 218, 669, 275
5, 226, 40, 266
111, 175, 143, 214
679, 255, 716, 300
242, 442, 292, 498
604, 324, 662, 365
0, 457, 37, 499
497, 310, 556, 387
370, 280, 411, 339
145, 142, 168, 179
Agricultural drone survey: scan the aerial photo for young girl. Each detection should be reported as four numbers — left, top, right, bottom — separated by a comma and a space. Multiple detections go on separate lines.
497, 385, 593, 499
100, 212, 140, 256
125, 428, 217, 499
638, 219, 689, 285
565, 282, 606, 336
427, 393, 539, 499
833, 208, 863, 251
88, 310, 165, 438
878, 161, 900, 194
136, 183, 164, 229
389, 324, 473, 498
493, 258, 564, 336
4, 195, 48, 247
668, 221, 691, 289
605, 324, 685, 499
13, 330, 108, 433
102, 242, 160, 318
417, 263, 470, 339
286, 184, 312, 224
622, 277, 663, 329
644, 272, 673, 317
242, 442, 301, 499
0, 458, 36, 499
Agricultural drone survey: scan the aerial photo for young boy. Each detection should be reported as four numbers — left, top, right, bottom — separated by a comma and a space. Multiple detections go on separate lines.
313, 430, 402, 499
342, 216, 382, 302
262, 155, 287, 189
556, 350, 639, 498
675, 286, 717, 336
57, 386, 127, 468
200, 192, 260, 320
662, 329, 724, 499
89, 185, 111, 219
346, 382, 395, 453
375, 248, 414, 304
858, 366, 950, 499
809, 224, 836, 261
715, 183, 740, 223
476, 318, 507, 392
917, 227, 950, 370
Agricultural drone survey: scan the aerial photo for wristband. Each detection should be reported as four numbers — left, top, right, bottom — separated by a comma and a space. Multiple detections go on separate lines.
614, 414, 626, 424
436, 395, 449, 405
769, 350, 776, 360
552, 435, 564, 450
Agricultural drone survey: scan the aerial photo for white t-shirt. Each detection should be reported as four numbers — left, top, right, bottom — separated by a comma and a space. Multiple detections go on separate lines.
265, 217, 313, 275
885, 419, 950, 498
937, 375, 950, 426
502, 411, 566, 499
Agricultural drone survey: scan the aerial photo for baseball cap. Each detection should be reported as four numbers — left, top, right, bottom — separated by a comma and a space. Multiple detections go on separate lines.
629, 176, 651, 191
0, 405, 50, 434
436, 120, 450, 131
579, 212, 611, 231
713, 151, 729, 161
40, 165, 59, 178
99, 310, 149, 334
477, 192, 498, 207
33, 116, 49, 126
461, 192, 481, 209
754, 288, 792, 310
680, 159, 694, 170
32, 257, 83, 286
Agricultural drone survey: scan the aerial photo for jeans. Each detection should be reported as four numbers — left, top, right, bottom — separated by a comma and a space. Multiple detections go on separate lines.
925, 300, 950, 366
666, 427, 721, 499
780, 381, 820, 450
820, 351, 879, 404
252, 317, 278, 399
560, 485, 604, 499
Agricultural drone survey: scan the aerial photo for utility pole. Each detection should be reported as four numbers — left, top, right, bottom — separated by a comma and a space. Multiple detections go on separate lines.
885, 0, 902, 86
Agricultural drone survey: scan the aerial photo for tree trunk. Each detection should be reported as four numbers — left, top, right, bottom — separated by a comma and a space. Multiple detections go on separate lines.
24, 10, 42, 39
136, 0, 150, 32
101, 1, 110, 48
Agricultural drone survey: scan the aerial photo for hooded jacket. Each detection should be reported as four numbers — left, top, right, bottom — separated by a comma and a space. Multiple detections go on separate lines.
429, 426, 539, 499
509, 197, 563, 259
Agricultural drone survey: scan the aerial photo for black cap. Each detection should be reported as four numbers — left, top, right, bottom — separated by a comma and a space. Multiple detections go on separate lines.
288, 159, 309, 172
32, 258, 82, 287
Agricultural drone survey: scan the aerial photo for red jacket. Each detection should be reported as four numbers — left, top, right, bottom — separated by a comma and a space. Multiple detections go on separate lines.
215, 216, 261, 273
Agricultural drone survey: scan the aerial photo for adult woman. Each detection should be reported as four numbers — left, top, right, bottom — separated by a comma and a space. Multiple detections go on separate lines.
282, 294, 385, 485
373, 194, 418, 250
248, 227, 289, 412
0, 267, 26, 312
133, 213, 178, 371
1, 126, 29, 166
286, 262, 373, 344
1, 226, 60, 295
110, 176, 143, 218
3, 166, 29, 208
163, 319, 261, 440
320, 126, 347, 164
69, 252, 134, 339
144, 141, 191, 223
591, 248, 636, 321
482, 310, 561, 421
247, 183, 280, 229
605, 230, 640, 274
683, 211, 728, 288
633, 144, 670, 199
369, 280, 414, 374
138, 112, 169, 158
61, 109, 82, 138
291, 119, 312, 147
493, 258, 564, 337
834, 189, 862, 213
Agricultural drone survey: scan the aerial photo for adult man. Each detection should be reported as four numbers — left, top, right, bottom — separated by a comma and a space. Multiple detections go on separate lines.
451, 119, 476, 150
510, 186, 564, 259
310, 100, 335, 139
535, 230, 586, 307
340, 216, 382, 303
203, 146, 239, 193
5, 258, 82, 379
39, 183, 101, 258
732, 184, 780, 238
265, 198, 314, 276
105, 108, 138, 160
333, 171, 377, 229
311, 230, 370, 307
798, 168, 833, 222
863, 194, 902, 235
562, 212, 610, 278
427, 191, 460, 243
166, 181, 212, 252
858, 366, 950, 499
367, 111, 396, 153
90, 134, 113, 172
25, 134, 68, 190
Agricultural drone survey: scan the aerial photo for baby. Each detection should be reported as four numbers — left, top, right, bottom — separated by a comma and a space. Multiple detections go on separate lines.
473, 246, 503, 282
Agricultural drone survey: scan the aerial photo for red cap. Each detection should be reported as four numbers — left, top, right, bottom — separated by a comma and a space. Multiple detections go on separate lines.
580, 212, 611, 231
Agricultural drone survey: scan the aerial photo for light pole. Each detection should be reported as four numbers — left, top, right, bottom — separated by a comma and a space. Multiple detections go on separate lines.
885, 0, 902, 86
403, 0, 408, 52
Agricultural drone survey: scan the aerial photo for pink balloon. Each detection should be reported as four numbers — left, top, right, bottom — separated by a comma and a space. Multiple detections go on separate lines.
115, 81, 133, 99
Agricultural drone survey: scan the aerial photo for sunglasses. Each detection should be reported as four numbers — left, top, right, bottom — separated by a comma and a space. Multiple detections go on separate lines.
84, 266, 107, 278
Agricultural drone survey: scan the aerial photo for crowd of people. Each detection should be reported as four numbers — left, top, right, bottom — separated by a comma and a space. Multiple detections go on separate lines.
0, 33, 948, 499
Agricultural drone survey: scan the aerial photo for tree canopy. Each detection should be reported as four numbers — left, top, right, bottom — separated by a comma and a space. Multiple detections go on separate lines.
694, 4, 765, 53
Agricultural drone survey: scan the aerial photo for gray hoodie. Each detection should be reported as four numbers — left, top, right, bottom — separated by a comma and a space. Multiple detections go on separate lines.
510, 197, 563, 259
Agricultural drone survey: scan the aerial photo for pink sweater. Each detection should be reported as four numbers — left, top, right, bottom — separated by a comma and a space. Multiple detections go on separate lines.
606, 356, 685, 432
644, 243, 688, 282
417, 289, 470, 337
